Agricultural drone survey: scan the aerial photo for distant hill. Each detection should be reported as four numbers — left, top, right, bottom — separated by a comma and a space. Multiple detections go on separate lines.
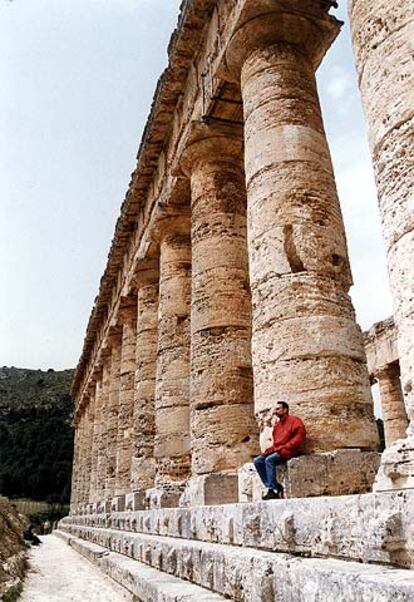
0, 367, 75, 503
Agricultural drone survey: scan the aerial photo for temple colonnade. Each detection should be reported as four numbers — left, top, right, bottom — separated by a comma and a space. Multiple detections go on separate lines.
70, 0, 413, 512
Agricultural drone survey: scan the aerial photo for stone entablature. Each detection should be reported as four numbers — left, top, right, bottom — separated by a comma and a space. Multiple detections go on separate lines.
363, 320, 409, 450
364, 316, 399, 377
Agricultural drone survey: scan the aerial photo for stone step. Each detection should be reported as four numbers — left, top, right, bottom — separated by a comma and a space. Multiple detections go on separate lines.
63, 490, 414, 569
58, 524, 414, 602
55, 530, 231, 602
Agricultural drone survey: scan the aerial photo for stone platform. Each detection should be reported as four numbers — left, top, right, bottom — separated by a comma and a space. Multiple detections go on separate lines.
60, 490, 414, 601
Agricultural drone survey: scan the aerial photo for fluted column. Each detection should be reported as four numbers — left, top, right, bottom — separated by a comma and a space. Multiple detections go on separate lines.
115, 302, 137, 496
224, 7, 378, 452
131, 260, 159, 493
89, 374, 102, 504
97, 356, 111, 501
181, 125, 258, 481
105, 332, 122, 500
376, 364, 409, 447
154, 216, 191, 492
349, 0, 414, 490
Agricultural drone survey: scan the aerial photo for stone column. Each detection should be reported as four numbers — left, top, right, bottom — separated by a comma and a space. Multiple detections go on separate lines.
80, 406, 90, 507
181, 125, 258, 505
130, 260, 159, 504
97, 356, 111, 503
115, 301, 137, 500
89, 374, 102, 505
70, 420, 80, 511
376, 364, 409, 447
105, 332, 122, 501
76, 409, 85, 507
349, 0, 414, 490
223, 7, 379, 454
150, 216, 191, 507
84, 392, 95, 506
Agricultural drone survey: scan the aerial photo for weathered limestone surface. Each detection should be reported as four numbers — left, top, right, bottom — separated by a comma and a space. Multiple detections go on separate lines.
106, 334, 122, 499
56, 530, 229, 602
57, 526, 414, 602
154, 217, 191, 492
90, 376, 102, 503
62, 490, 414, 570
239, 451, 380, 501
66, 1, 414, 598
182, 127, 259, 482
350, 0, 414, 490
115, 304, 137, 497
364, 317, 408, 446
376, 364, 408, 446
224, 10, 378, 452
97, 359, 111, 501
131, 266, 159, 494
70, 422, 80, 507
364, 317, 399, 376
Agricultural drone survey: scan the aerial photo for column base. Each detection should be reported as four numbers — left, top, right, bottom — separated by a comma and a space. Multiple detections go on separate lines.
374, 435, 414, 491
111, 495, 126, 512
145, 485, 184, 509
239, 450, 381, 501
125, 491, 146, 511
179, 474, 239, 507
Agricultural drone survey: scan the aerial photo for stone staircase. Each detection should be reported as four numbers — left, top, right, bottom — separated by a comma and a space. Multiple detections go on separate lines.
57, 490, 414, 601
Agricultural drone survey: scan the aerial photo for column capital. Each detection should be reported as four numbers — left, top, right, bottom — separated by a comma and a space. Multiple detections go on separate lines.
179, 121, 243, 178
131, 257, 159, 291
118, 295, 137, 325
373, 363, 400, 381
152, 210, 191, 244
222, 3, 341, 82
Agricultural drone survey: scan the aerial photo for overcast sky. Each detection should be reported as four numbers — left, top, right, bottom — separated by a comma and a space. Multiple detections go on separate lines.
0, 0, 393, 373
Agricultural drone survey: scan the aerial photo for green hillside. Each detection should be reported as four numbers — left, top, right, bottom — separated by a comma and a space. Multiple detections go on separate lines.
0, 367, 74, 503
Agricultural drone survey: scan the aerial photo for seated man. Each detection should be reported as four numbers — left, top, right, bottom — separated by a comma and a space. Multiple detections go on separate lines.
254, 401, 306, 500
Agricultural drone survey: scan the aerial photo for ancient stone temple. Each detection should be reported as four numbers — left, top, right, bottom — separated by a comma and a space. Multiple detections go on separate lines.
58, 1, 414, 599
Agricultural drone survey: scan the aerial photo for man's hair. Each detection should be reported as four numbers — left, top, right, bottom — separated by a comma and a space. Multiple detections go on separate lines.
276, 401, 289, 412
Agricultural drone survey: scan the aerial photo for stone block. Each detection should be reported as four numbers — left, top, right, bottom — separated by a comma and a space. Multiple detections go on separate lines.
239, 450, 381, 501
57, 528, 414, 601
180, 474, 239, 507
111, 495, 126, 513
125, 491, 145, 511
374, 435, 414, 492
145, 486, 182, 509
60, 489, 414, 569
280, 450, 381, 498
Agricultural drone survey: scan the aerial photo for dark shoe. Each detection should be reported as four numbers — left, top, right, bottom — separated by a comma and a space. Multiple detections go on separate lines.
276, 484, 284, 499
262, 489, 279, 500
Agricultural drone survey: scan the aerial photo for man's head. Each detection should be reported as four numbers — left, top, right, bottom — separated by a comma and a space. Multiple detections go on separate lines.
274, 401, 289, 418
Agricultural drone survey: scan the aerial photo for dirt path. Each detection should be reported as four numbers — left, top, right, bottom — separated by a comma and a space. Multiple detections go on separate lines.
20, 534, 131, 601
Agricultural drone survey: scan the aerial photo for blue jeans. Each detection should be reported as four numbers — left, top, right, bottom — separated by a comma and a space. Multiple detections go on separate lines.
253, 452, 285, 490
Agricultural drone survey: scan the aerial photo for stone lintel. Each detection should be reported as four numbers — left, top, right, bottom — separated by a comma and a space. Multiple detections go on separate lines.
180, 474, 239, 507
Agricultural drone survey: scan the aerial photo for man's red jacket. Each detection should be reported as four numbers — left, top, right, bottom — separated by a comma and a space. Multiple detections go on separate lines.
264, 415, 306, 459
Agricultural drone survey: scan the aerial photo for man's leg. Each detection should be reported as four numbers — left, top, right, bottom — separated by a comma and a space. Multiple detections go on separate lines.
253, 454, 270, 488
264, 452, 285, 492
